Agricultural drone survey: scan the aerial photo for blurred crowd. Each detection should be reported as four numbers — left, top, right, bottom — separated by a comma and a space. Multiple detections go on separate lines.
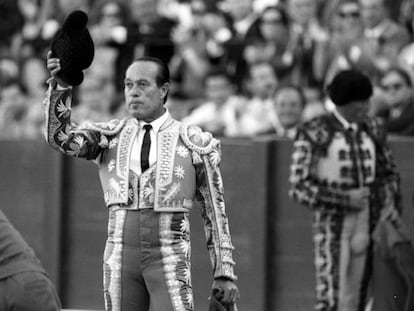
1, 0, 414, 140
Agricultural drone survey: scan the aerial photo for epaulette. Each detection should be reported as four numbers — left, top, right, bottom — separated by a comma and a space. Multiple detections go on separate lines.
299, 115, 333, 147
179, 124, 218, 154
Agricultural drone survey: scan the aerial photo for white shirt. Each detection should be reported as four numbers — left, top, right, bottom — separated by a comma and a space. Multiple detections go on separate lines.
181, 96, 246, 137
130, 110, 169, 175
238, 97, 277, 136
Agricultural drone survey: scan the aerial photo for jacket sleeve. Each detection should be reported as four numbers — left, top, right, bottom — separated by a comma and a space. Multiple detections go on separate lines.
288, 128, 350, 209
43, 79, 120, 161
182, 125, 236, 281
374, 123, 402, 214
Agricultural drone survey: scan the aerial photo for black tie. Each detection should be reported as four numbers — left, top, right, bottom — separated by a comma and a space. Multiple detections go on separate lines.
141, 124, 152, 172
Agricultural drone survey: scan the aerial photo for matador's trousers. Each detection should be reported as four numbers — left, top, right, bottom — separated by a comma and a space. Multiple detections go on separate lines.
103, 208, 193, 311
314, 206, 371, 311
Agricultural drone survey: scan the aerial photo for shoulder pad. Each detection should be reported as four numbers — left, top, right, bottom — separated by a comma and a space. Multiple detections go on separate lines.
299, 115, 332, 146
78, 118, 126, 136
180, 124, 218, 154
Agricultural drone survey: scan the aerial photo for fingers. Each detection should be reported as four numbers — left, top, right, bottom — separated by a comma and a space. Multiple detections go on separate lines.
47, 57, 61, 76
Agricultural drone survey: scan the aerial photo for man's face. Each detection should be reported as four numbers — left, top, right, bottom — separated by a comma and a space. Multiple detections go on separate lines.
380, 71, 411, 108
260, 8, 288, 42
359, 0, 386, 29
287, 0, 316, 26
336, 100, 370, 123
274, 88, 304, 129
124, 61, 168, 122
249, 63, 278, 99
206, 76, 233, 106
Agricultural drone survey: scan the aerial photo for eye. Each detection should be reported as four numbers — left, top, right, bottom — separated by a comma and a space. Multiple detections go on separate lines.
125, 81, 133, 89
138, 81, 149, 89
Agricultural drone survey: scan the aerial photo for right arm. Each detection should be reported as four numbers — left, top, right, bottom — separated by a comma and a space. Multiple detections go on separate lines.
43, 53, 103, 160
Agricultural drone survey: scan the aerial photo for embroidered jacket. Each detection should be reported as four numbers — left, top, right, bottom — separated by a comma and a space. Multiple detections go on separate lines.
43, 81, 236, 280
289, 113, 401, 310
289, 113, 401, 212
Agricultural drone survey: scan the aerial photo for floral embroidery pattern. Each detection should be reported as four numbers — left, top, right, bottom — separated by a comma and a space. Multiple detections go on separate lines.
176, 146, 189, 158
174, 166, 185, 179
56, 98, 71, 118
143, 182, 155, 203
57, 125, 70, 145
67, 135, 86, 156
109, 178, 121, 195
209, 149, 220, 166
108, 159, 115, 172
109, 138, 119, 149
159, 213, 193, 311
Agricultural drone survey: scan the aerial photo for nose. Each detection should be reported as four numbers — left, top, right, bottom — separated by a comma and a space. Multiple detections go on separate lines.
129, 85, 141, 97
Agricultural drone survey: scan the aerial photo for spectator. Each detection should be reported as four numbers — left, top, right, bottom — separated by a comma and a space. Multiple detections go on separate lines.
268, 85, 306, 139
371, 67, 414, 136
20, 56, 49, 139
199, 7, 235, 67
355, 0, 410, 84
399, 0, 414, 39
0, 58, 28, 139
319, 0, 366, 85
181, 67, 247, 137
88, 0, 136, 95
284, 0, 329, 89
0, 0, 24, 58
169, 16, 210, 100
237, 61, 279, 136
129, 0, 177, 64
14, 0, 52, 60
221, 0, 257, 39
219, 0, 257, 89
242, 5, 292, 84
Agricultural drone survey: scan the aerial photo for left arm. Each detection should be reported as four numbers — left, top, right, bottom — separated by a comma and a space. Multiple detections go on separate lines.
194, 139, 236, 281
182, 124, 239, 303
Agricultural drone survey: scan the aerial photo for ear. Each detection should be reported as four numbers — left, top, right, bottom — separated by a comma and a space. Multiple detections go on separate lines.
160, 82, 170, 100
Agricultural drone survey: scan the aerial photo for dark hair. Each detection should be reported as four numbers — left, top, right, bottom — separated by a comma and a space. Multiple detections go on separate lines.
261, 4, 289, 27
132, 56, 170, 103
274, 85, 307, 107
133, 56, 170, 86
381, 66, 412, 87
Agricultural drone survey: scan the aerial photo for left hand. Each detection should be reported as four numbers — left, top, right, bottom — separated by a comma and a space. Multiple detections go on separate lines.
212, 278, 240, 305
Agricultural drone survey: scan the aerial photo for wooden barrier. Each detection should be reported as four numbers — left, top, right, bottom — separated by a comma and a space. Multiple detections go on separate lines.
1, 136, 413, 310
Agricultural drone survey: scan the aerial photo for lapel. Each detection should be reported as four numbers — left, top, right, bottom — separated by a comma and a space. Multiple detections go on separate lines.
117, 118, 139, 179
156, 116, 181, 187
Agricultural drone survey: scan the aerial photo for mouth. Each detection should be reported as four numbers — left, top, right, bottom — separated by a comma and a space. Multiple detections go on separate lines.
129, 100, 143, 107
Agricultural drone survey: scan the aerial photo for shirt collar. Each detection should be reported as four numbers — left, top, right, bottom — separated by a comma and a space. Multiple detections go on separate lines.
135, 109, 170, 134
